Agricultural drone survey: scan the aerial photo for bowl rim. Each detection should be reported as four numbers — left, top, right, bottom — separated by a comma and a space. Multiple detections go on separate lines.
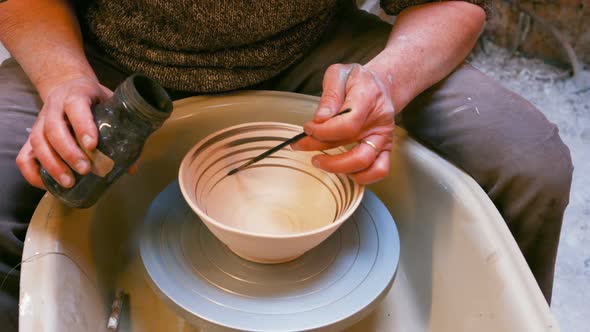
178, 121, 366, 239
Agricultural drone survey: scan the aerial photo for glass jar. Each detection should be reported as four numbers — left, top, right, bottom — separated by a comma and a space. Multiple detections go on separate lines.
40, 74, 173, 208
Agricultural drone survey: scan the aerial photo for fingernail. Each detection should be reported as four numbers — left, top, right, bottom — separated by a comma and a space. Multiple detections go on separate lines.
59, 174, 73, 187
312, 158, 321, 168
304, 125, 313, 136
82, 135, 93, 149
76, 160, 90, 173
316, 107, 331, 118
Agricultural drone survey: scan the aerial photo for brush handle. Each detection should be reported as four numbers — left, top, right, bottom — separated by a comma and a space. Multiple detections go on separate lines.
235, 132, 306, 171
228, 108, 351, 175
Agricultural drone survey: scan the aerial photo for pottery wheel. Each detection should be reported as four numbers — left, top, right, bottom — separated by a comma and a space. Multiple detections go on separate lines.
140, 181, 400, 331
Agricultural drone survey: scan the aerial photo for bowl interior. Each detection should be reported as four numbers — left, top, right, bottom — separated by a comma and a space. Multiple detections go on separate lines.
180, 122, 363, 236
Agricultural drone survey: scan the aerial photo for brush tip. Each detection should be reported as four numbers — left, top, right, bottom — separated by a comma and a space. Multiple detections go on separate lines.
227, 168, 238, 176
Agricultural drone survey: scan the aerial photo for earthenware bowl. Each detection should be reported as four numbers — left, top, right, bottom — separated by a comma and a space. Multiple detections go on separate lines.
178, 122, 365, 263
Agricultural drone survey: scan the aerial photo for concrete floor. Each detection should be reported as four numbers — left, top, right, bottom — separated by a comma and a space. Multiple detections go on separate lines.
1, 40, 588, 331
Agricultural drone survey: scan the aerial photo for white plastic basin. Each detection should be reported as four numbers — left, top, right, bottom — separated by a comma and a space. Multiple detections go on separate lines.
19, 91, 559, 332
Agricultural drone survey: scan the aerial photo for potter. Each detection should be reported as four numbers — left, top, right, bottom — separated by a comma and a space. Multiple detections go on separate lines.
0, 0, 574, 329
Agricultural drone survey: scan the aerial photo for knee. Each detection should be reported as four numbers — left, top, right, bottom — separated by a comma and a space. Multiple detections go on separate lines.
539, 128, 572, 201
510, 126, 574, 209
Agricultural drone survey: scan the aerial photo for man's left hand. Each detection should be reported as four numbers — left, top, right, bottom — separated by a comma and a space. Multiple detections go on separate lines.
291, 63, 395, 185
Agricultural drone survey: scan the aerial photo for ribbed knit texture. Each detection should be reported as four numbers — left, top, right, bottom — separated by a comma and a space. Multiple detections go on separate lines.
79, 1, 491, 93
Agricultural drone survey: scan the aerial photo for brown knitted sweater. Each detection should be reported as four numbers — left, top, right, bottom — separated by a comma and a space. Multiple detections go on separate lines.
77, 1, 490, 93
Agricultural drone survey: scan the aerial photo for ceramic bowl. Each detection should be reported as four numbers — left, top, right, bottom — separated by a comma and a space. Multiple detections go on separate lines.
178, 122, 365, 263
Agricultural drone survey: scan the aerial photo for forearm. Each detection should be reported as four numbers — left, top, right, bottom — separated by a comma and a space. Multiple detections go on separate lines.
365, 1, 485, 112
0, 0, 95, 100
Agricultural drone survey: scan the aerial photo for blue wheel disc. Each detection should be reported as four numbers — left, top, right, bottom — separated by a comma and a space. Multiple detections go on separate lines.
140, 181, 400, 331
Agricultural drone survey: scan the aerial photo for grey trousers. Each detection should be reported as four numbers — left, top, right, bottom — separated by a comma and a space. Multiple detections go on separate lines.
0, 5, 573, 331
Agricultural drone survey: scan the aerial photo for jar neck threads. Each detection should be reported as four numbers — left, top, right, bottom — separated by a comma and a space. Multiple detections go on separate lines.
116, 74, 173, 126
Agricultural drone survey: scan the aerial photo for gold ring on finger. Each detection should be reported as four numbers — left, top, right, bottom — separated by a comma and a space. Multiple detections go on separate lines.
360, 139, 378, 153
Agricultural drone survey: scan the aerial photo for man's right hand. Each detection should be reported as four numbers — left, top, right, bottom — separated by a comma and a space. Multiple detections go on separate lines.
16, 76, 113, 189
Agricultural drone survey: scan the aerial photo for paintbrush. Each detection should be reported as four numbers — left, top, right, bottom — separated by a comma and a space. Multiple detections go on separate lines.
227, 108, 351, 176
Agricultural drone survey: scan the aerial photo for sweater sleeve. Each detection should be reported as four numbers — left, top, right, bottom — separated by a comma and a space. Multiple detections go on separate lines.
380, 0, 493, 17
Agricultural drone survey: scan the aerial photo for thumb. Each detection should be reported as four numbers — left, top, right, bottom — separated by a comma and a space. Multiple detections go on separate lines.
100, 85, 114, 100
314, 64, 355, 123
